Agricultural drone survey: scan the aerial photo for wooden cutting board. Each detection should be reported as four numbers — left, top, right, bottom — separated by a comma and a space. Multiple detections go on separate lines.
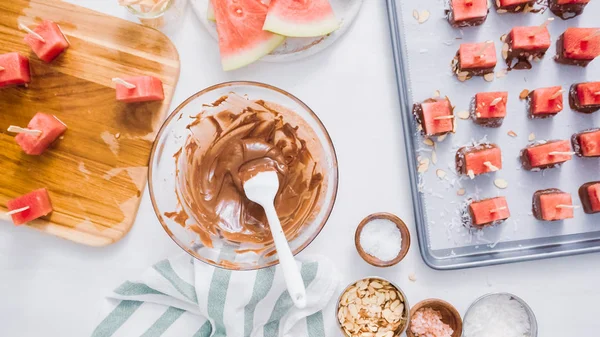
0, 0, 180, 246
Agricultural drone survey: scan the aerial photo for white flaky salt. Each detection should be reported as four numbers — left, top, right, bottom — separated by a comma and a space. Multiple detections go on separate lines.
463, 294, 531, 337
360, 219, 402, 261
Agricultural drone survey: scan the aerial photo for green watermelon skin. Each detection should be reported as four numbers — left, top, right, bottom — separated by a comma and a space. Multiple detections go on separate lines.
263, 0, 340, 37
211, 0, 285, 71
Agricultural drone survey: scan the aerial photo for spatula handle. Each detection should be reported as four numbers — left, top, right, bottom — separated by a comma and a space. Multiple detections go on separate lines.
263, 204, 307, 309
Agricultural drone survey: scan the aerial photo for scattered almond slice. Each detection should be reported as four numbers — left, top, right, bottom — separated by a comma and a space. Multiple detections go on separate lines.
433, 90, 441, 98
494, 178, 508, 189
496, 69, 507, 78
408, 273, 417, 282
423, 138, 434, 146
519, 89, 530, 100
436, 169, 446, 179
418, 10, 430, 24
437, 134, 447, 142
416, 124, 423, 132
484, 73, 495, 82
431, 151, 438, 164
457, 188, 466, 196
497, 9, 507, 14
507, 130, 518, 137
467, 170, 475, 179
528, 132, 535, 141
457, 110, 470, 120
500, 34, 507, 43
412, 9, 419, 21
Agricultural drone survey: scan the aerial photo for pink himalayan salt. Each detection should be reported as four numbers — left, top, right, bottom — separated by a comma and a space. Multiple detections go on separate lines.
410, 307, 454, 337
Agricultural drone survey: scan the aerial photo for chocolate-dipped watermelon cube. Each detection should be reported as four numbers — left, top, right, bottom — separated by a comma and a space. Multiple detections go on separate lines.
412, 98, 455, 136
114, 76, 165, 103
569, 82, 600, 113
504, 26, 551, 70
452, 42, 496, 81
579, 182, 600, 214
549, 0, 590, 20
468, 197, 510, 227
447, 0, 488, 27
0, 52, 30, 88
456, 143, 502, 178
532, 189, 574, 221
23, 20, 69, 63
6, 188, 53, 225
571, 129, 600, 157
555, 28, 600, 67
529, 86, 563, 118
14, 112, 67, 155
473, 91, 508, 127
494, 0, 534, 12
520, 140, 573, 170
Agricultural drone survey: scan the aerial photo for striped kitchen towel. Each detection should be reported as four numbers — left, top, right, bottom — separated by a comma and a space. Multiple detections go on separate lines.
91, 253, 340, 337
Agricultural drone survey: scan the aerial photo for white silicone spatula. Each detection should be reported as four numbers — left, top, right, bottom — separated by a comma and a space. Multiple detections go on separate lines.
243, 170, 307, 309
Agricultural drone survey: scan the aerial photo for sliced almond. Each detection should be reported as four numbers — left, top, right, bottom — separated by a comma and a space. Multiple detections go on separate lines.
528, 132, 535, 141
497, 8, 507, 13
484, 73, 495, 82
457, 110, 470, 120
436, 169, 446, 179
412, 9, 419, 21
519, 89, 530, 100
467, 170, 475, 179
431, 150, 438, 164
418, 10, 430, 23
416, 124, 423, 132
457, 188, 466, 196
423, 138, 434, 146
408, 273, 417, 282
507, 130, 517, 137
496, 69, 507, 78
370, 281, 383, 289
500, 34, 507, 43
433, 89, 441, 98
437, 134, 447, 142
494, 178, 508, 189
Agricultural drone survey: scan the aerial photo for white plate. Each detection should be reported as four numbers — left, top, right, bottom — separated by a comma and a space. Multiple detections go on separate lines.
191, 0, 363, 62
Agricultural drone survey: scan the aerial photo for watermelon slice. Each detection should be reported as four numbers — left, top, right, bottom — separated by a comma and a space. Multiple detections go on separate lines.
6, 188, 53, 225
263, 0, 340, 38
207, 1, 215, 21
211, 0, 285, 71
15, 112, 67, 155
23, 20, 69, 63
0, 52, 31, 88
114, 76, 164, 103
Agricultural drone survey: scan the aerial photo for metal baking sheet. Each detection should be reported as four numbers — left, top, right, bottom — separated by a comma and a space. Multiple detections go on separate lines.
386, 0, 600, 269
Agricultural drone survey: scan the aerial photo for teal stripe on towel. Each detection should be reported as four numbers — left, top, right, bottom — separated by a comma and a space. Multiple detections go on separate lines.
91, 300, 143, 337
244, 268, 276, 337
153, 260, 198, 304
306, 311, 325, 337
114, 281, 164, 297
263, 262, 319, 337
193, 320, 213, 337
140, 307, 185, 337
207, 268, 232, 337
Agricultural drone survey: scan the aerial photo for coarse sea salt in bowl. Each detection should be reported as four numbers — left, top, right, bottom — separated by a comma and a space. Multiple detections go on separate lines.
354, 212, 411, 267
462, 292, 537, 337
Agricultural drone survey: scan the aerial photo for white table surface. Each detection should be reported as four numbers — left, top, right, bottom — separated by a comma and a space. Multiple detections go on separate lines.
1, 1, 598, 336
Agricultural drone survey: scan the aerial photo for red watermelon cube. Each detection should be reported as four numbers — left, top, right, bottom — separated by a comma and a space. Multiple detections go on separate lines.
510, 27, 551, 51
522, 140, 573, 170
23, 20, 69, 63
457, 144, 503, 176
562, 27, 600, 61
417, 99, 454, 136
576, 82, 600, 107
459, 42, 497, 69
469, 197, 510, 226
575, 129, 600, 157
530, 86, 563, 116
15, 112, 67, 155
499, 0, 531, 6
587, 184, 600, 212
580, 182, 600, 214
450, 0, 488, 26
0, 52, 31, 88
115, 76, 165, 103
6, 188, 53, 225
475, 92, 508, 118
534, 190, 574, 221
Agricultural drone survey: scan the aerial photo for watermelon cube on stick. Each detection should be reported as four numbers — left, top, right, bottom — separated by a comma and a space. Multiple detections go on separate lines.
6, 188, 53, 225
0, 52, 31, 88
211, 0, 285, 71
113, 76, 165, 103
10, 112, 67, 155
263, 0, 340, 37
22, 20, 69, 63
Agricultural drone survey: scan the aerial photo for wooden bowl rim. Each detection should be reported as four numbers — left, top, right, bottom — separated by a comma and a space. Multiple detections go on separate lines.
354, 212, 411, 267
406, 298, 463, 337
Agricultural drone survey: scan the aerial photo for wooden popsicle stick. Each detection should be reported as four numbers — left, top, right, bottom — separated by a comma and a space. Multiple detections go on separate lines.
556, 204, 579, 209
434, 115, 455, 120
7, 125, 42, 136
112, 77, 136, 89
6, 206, 29, 215
467, 169, 475, 179
18, 23, 45, 43
489, 206, 507, 213
475, 41, 493, 59
581, 30, 600, 42
550, 89, 564, 99
548, 151, 576, 156
483, 161, 499, 172
489, 97, 503, 106
594, 91, 600, 96
529, 18, 554, 37
0, 66, 4, 71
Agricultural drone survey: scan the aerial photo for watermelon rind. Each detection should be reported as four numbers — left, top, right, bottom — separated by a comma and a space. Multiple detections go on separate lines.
263, 13, 339, 38
207, 1, 215, 22
221, 35, 285, 71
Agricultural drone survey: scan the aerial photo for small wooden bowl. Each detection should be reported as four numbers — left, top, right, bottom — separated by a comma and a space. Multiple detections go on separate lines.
355, 212, 411, 267
406, 299, 462, 337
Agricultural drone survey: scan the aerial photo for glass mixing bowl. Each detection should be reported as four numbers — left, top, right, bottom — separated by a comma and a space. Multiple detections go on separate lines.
148, 81, 338, 270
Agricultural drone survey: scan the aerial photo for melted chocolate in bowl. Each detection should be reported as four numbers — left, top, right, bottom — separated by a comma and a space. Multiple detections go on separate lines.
149, 82, 338, 270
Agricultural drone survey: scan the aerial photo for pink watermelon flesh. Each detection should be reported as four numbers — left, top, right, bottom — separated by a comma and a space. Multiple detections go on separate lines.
23, 20, 69, 63
115, 76, 164, 103
211, 0, 285, 71
263, 0, 339, 37
15, 112, 67, 155
7, 188, 53, 225
0, 52, 30, 87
